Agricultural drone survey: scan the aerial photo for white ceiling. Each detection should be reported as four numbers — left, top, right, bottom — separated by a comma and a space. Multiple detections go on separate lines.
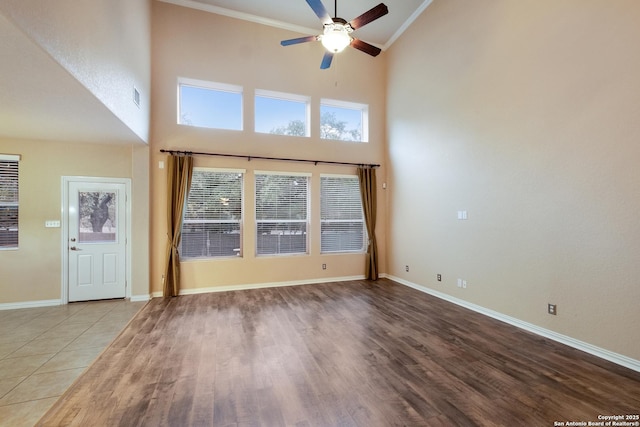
160, 0, 433, 48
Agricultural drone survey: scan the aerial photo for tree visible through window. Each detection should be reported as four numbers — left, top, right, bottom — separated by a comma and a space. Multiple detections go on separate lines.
0, 156, 19, 249
181, 169, 243, 258
320, 99, 368, 142
255, 90, 310, 136
270, 112, 361, 141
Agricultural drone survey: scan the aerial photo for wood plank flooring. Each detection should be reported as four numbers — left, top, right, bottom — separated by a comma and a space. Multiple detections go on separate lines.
39, 279, 640, 426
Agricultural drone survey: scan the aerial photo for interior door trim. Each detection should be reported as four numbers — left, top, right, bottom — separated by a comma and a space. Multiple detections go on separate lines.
61, 176, 132, 304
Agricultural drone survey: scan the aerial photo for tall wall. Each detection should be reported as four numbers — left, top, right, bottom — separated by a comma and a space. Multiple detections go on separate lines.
150, 2, 387, 295
0, 139, 149, 304
386, 0, 640, 360
0, 0, 151, 143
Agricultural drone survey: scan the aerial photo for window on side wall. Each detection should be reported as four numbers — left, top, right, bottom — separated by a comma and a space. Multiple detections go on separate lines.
320, 99, 369, 143
177, 77, 243, 130
255, 172, 309, 256
255, 89, 310, 137
320, 175, 366, 253
180, 168, 244, 259
0, 154, 19, 250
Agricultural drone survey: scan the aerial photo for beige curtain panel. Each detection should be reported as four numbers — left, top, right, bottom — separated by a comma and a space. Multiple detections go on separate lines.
163, 154, 193, 297
358, 166, 379, 280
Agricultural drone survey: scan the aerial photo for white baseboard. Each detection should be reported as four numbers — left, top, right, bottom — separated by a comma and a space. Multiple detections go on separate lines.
150, 275, 367, 298
130, 294, 151, 302
387, 275, 640, 373
0, 299, 62, 311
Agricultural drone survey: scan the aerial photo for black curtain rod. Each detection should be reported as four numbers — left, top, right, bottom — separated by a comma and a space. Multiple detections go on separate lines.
159, 149, 380, 168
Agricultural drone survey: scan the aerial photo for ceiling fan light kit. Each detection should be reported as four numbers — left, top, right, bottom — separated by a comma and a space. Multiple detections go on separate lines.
320, 21, 352, 53
280, 0, 389, 69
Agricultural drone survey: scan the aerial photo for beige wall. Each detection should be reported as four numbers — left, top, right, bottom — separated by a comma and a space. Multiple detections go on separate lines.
386, 0, 640, 360
0, 139, 149, 303
0, 0, 151, 143
150, 2, 387, 295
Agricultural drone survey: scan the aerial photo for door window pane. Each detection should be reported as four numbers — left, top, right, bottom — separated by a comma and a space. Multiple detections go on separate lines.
78, 192, 117, 243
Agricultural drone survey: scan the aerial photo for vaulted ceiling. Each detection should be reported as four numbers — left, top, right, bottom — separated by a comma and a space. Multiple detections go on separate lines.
160, 0, 432, 48
0, 0, 431, 145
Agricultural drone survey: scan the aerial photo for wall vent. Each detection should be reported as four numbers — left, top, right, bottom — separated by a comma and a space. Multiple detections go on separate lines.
133, 86, 141, 108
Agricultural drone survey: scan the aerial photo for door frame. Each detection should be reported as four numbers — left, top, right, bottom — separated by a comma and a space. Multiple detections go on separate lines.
61, 176, 132, 304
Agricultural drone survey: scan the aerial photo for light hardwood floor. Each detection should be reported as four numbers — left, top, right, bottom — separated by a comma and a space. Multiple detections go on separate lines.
40, 279, 640, 426
0, 299, 146, 427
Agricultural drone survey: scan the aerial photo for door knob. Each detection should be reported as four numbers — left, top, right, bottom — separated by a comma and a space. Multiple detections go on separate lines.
70, 246, 82, 251
70, 238, 76, 242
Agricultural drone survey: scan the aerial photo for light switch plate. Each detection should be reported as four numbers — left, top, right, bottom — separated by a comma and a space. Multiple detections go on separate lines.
45, 220, 61, 228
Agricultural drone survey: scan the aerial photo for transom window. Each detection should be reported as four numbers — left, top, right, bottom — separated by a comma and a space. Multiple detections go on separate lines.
255, 172, 309, 256
177, 77, 243, 130
320, 175, 366, 253
181, 168, 244, 258
0, 154, 19, 250
320, 99, 369, 143
255, 89, 310, 137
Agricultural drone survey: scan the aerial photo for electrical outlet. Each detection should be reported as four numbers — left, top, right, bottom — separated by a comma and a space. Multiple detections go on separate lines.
462, 280, 467, 289
548, 304, 557, 315
405, 265, 409, 272
437, 274, 442, 282
322, 263, 327, 270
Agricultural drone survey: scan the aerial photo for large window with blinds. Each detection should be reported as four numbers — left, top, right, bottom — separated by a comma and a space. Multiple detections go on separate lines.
320, 175, 366, 253
255, 172, 309, 256
0, 155, 19, 249
180, 168, 243, 258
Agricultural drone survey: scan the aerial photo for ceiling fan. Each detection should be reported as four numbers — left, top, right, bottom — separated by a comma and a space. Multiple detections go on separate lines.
280, 0, 389, 69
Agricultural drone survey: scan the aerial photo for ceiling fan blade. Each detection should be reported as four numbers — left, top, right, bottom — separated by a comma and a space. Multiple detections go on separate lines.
348, 3, 389, 30
320, 51, 334, 69
281, 35, 318, 46
305, 0, 333, 25
350, 38, 382, 57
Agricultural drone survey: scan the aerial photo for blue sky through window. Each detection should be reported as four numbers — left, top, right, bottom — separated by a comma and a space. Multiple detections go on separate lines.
255, 96, 308, 135
179, 85, 242, 130
320, 104, 363, 141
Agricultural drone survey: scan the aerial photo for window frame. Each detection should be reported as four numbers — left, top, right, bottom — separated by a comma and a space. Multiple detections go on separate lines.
320, 98, 369, 143
254, 89, 311, 137
0, 154, 20, 251
180, 167, 245, 259
254, 171, 310, 257
320, 174, 366, 254
177, 77, 243, 131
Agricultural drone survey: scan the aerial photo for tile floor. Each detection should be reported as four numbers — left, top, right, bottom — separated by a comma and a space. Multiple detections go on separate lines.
0, 299, 147, 427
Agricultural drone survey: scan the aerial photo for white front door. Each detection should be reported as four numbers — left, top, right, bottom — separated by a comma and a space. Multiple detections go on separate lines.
67, 181, 127, 302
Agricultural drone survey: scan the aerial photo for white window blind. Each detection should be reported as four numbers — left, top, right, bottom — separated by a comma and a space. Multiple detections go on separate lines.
0, 155, 19, 249
180, 169, 243, 258
255, 172, 309, 255
320, 175, 366, 253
